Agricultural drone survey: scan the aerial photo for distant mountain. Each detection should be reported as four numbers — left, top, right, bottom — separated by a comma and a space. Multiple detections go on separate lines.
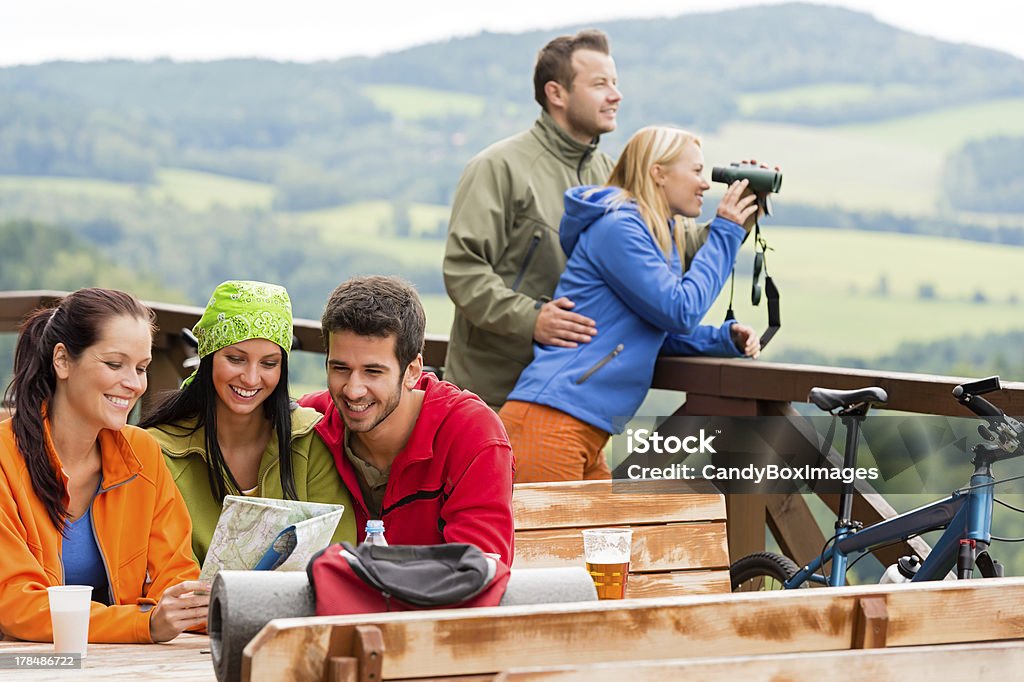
345, 3, 1024, 128
0, 2, 1022, 205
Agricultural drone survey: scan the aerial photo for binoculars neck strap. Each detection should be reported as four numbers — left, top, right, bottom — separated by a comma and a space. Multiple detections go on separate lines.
759, 275, 781, 348
724, 220, 781, 350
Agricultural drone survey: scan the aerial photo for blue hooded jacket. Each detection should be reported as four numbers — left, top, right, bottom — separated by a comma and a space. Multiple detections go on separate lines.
506, 185, 747, 434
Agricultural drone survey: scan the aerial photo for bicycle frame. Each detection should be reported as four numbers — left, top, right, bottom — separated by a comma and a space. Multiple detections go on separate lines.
786, 445, 997, 588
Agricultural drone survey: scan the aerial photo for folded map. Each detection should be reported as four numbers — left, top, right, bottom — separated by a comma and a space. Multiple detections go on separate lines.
199, 495, 345, 581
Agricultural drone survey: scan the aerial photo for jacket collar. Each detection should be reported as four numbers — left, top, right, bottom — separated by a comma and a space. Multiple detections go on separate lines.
532, 110, 602, 169
314, 373, 463, 468
156, 404, 321, 461
41, 405, 142, 492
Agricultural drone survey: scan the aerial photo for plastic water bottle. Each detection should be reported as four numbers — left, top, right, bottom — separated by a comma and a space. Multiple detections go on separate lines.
364, 519, 388, 546
879, 555, 921, 584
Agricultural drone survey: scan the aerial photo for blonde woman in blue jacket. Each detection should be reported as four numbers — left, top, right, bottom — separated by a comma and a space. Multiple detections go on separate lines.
501, 126, 761, 482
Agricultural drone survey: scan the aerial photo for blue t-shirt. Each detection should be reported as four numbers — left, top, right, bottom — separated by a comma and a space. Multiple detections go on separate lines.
62, 505, 111, 606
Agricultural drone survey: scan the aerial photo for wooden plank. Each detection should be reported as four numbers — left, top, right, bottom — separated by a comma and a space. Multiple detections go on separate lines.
766, 493, 828, 569
244, 621, 334, 682
725, 494, 765, 563
652, 356, 1024, 417
494, 640, 1024, 681
677, 394, 761, 417
0, 634, 214, 681
625, 570, 730, 598
5, 291, 1024, 414
513, 523, 729, 572
244, 578, 1024, 681
512, 479, 725, 530
0, 290, 65, 329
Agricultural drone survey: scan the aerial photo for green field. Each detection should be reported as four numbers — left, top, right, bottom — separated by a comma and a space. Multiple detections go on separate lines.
147, 168, 276, 211
293, 201, 449, 260
702, 227, 1024, 357
705, 97, 1024, 217
0, 168, 276, 212
838, 97, 1024, 151
0, 175, 141, 201
738, 82, 926, 116
703, 121, 944, 215
363, 84, 487, 120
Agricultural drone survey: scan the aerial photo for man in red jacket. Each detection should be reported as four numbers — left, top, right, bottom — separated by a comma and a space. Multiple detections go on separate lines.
299, 275, 515, 562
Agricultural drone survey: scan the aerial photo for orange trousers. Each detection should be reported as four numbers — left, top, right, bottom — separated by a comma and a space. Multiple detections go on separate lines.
499, 400, 611, 483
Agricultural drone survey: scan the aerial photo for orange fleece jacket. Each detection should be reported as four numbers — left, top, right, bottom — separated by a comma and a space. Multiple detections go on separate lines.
0, 418, 199, 642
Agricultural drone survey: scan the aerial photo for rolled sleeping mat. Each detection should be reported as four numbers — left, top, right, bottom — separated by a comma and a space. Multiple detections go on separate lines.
208, 566, 598, 681
209, 570, 315, 682
499, 566, 598, 605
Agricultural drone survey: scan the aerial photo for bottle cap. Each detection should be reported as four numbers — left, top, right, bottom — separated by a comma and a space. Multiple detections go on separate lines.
366, 519, 385, 532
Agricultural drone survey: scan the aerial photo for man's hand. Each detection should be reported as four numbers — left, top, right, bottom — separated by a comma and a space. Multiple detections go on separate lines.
149, 580, 210, 643
533, 297, 597, 347
730, 323, 760, 359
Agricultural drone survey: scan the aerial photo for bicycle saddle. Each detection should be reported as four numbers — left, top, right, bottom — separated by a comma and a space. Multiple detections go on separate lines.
808, 386, 888, 413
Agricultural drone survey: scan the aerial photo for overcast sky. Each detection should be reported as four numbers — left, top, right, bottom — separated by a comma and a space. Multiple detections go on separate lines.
1, 1, 1022, 65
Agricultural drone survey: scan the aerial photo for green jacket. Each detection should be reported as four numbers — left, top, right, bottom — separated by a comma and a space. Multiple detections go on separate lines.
147, 406, 356, 565
443, 111, 616, 408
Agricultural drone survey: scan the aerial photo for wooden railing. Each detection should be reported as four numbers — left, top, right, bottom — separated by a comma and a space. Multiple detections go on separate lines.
4, 290, 1024, 570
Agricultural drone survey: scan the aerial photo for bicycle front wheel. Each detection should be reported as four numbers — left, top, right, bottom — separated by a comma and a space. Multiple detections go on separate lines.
730, 551, 800, 592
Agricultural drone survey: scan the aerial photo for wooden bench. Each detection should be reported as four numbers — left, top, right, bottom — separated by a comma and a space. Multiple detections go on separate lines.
511, 478, 730, 597
494, 640, 1024, 681
240, 577, 1024, 682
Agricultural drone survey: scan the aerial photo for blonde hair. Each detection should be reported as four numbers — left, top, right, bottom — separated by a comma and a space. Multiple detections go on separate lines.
604, 125, 701, 261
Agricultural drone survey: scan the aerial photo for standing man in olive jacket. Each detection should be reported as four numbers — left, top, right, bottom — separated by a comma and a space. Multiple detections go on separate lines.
443, 29, 620, 409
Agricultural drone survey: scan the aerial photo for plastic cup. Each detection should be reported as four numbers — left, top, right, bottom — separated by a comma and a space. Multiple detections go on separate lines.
47, 585, 92, 656
582, 529, 633, 599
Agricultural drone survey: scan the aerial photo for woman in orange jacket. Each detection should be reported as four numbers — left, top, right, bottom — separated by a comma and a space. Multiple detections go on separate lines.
0, 288, 206, 643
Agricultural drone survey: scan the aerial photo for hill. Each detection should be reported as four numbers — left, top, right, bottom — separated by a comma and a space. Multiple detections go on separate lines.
2, 3, 1022, 209
1, 3, 1023, 382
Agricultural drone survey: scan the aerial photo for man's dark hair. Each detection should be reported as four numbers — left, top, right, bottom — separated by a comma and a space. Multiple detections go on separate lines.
321, 276, 426, 369
533, 29, 610, 111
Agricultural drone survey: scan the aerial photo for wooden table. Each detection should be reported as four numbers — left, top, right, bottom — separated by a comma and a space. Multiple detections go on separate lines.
0, 633, 216, 680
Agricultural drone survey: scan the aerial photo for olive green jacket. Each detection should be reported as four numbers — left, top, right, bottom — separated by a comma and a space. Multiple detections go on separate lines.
442, 111, 616, 408
147, 406, 356, 565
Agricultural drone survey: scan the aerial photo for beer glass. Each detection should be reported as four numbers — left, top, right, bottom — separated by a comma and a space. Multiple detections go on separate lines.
582, 528, 632, 599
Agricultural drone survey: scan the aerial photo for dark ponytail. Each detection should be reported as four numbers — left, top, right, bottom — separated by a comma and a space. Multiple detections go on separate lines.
3, 288, 155, 533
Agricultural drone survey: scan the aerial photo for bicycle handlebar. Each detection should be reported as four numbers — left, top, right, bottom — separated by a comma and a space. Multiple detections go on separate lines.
954, 377, 1006, 418
960, 393, 1005, 419
954, 376, 1024, 463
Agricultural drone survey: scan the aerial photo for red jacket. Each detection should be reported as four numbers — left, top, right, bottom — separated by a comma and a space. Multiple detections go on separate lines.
299, 374, 515, 563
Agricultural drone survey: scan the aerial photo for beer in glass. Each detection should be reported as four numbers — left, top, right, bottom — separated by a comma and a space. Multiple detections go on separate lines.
582, 528, 632, 599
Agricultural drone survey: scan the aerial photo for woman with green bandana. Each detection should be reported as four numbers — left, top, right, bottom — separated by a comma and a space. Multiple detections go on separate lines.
140, 280, 355, 564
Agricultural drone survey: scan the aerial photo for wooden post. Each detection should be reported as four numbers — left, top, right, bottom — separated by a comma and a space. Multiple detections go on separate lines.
852, 597, 889, 649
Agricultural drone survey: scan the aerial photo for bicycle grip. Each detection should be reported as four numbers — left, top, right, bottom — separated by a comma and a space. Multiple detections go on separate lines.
959, 394, 1004, 418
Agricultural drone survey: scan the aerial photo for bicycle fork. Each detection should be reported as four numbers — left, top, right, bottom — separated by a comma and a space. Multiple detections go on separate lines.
959, 465, 997, 579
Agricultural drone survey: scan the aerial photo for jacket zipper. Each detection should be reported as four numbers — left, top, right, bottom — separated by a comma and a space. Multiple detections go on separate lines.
89, 494, 117, 605
575, 344, 624, 385
577, 145, 595, 184
511, 234, 541, 292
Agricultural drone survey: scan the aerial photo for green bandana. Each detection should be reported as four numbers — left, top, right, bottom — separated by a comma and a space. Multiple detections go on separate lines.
182, 280, 293, 388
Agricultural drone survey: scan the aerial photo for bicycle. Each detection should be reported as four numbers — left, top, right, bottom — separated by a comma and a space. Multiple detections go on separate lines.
731, 376, 1024, 591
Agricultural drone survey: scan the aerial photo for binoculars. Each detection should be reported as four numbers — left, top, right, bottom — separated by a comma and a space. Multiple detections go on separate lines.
711, 163, 782, 194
